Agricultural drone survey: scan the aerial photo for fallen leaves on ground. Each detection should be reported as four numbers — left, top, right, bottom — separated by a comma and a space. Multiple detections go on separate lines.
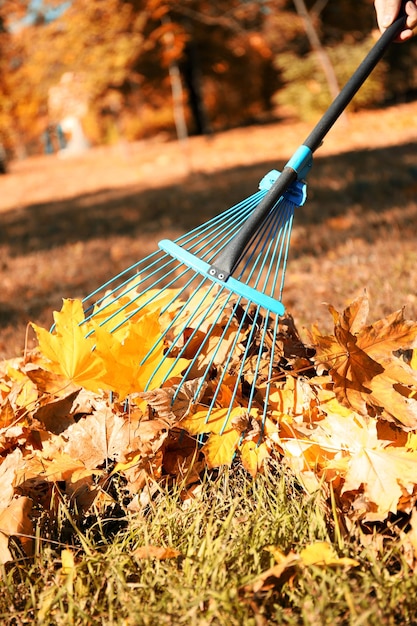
240, 541, 359, 596
2, 291, 417, 571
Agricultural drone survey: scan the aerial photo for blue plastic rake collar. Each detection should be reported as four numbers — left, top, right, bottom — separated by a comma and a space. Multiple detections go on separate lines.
158, 169, 307, 318
158, 239, 286, 316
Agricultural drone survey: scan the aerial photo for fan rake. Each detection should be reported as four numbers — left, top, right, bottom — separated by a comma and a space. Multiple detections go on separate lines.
77, 10, 408, 430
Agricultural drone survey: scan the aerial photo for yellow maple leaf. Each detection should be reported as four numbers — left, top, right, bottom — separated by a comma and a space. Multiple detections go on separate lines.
243, 542, 358, 595
410, 350, 417, 371
32, 299, 107, 393
60, 548, 76, 577
269, 376, 314, 423
182, 406, 247, 437
201, 428, 241, 468
299, 541, 359, 568
181, 406, 242, 468
240, 439, 270, 477
89, 288, 180, 341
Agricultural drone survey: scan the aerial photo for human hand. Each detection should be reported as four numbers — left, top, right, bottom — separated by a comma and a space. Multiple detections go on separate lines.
374, 0, 417, 40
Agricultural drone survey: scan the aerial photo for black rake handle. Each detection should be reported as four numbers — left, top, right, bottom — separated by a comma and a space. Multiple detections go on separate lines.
209, 2, 409, 280
304, 1, 408, 152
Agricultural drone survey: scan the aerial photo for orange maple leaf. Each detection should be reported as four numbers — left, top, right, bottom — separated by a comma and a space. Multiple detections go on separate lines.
311, 294, 417, 418
93, 310, 188, 399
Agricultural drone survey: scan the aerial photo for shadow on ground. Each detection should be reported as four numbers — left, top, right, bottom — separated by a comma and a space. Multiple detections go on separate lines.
0, 141, 416, 358
1, 142, 416, 257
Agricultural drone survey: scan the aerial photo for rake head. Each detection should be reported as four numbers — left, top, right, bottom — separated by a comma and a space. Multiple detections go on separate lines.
65, 15, 405, 432
79, 170, 307, 429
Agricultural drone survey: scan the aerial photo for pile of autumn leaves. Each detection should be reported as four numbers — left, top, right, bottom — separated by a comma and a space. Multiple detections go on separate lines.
3, 291, 417, 567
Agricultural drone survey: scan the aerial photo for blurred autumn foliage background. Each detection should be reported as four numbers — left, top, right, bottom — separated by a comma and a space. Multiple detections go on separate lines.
1, 0, 417, 362
1, 0, 417, 159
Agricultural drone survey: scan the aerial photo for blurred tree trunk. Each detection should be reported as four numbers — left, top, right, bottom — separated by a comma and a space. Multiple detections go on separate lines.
292, 0, 341, 102
161, 15, 188, 142
180, 38, 211, 136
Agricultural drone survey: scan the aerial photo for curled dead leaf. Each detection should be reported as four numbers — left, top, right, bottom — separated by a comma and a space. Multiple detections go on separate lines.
0, 496, 33, 565
132, 545, 181, 560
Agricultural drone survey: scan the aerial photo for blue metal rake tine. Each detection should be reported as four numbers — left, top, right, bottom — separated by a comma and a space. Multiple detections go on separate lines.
151, 194, 294, 408
153, 285, 234, 393
209, 203, 296, 431
261, 313, 281, 428
84, 262, 193, 337
214, 237, 287, 428
178, 190, 264, 248
171, 287, 244, 403
216, 304, 265, 434
82, 190, 265, 328
105, 195, 269, 337
83, 195, 260, 334
104, 194, 272, 338
259, 200, 295, 299
84, 257, 186, 325
147, 200, 286, 404
250, 204, 293, 295
143, 276, 219, 389
81, 249, 161, 312
182, 215, 286, 429
233, 197, 295, 294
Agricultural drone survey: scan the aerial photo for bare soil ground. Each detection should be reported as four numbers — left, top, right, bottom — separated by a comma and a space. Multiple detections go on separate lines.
1, 102, 417, 359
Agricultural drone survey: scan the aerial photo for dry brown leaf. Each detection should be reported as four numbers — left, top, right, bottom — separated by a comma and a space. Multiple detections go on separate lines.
367, 358, 417, 429
342, 444, 417, 521
162, 429, 203, 482
25, 367, 81, 397
139, 388, 176, 422
0, 496, 33, 565
33, 390, 80, 434
359, 308, 417, 360
121, 450, 164, 493
132, 545, 181, 560
16, 452, 88, 484
0, 448, 23, 510
187, 321, 245, 379
0, 399, 17, 429
140, 378, 207, 423
312, 294, 417, 417
62, 402, 146, 468
241, 541, 358, 596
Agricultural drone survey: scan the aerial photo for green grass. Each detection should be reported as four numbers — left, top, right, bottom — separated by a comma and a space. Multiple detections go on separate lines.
1, 464, 417, 625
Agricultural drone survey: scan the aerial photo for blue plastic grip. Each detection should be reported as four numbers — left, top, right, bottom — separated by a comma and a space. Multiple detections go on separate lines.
259, 170, 307, 206
158, 239, 286, 316
285, 145, 313, 180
